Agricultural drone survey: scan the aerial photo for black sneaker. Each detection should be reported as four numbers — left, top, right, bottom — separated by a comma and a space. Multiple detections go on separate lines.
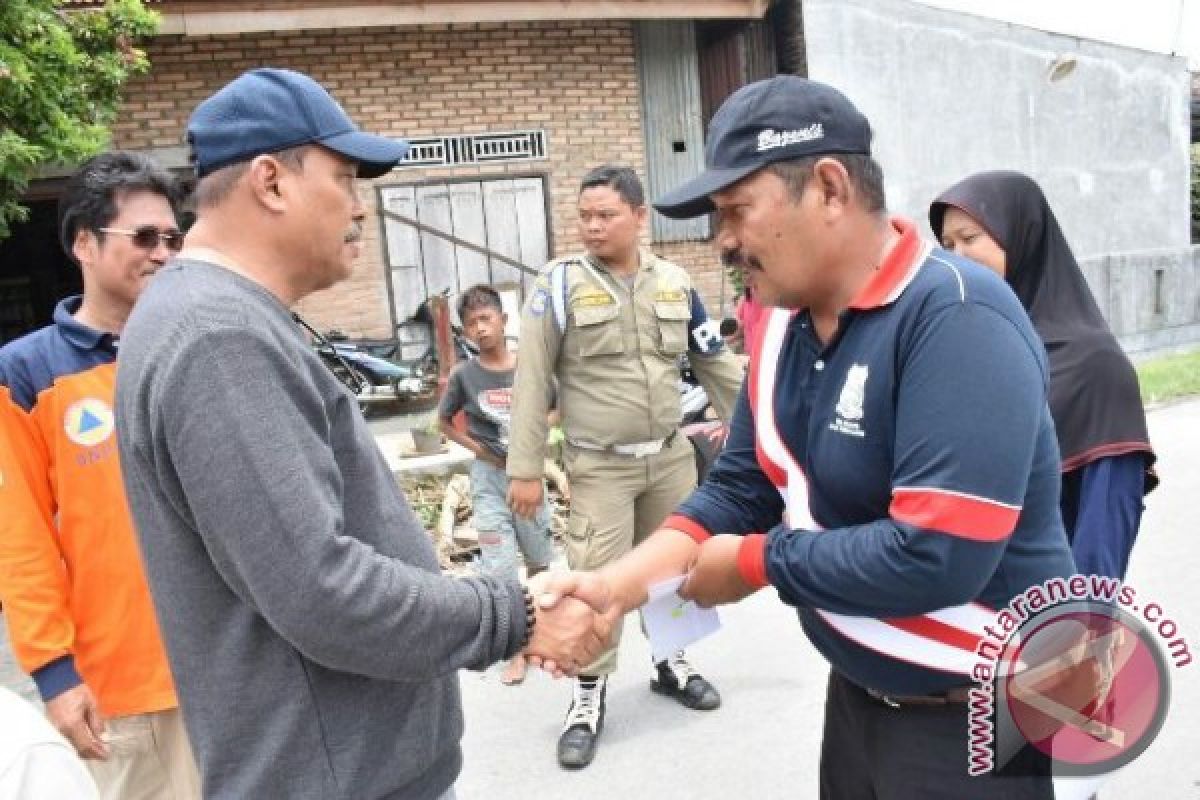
651, 651, 721, 711
557, 675, 607, 769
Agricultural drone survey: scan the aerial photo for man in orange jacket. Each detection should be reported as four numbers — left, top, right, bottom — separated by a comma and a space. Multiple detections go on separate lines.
0, 151, 200, 799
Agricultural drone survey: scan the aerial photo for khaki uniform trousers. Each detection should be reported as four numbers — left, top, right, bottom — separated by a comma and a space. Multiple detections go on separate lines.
562, 431, 696, 675
86, 708, 201, 800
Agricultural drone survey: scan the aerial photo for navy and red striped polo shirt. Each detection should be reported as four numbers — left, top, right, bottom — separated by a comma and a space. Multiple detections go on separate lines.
668, 218, 1076, 695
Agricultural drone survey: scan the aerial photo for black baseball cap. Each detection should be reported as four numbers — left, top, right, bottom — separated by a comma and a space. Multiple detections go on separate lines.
654, 76, 872, 219
188, 68, 409, 179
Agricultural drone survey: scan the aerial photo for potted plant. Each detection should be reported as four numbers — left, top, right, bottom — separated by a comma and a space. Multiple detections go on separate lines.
411, 418, 444, 455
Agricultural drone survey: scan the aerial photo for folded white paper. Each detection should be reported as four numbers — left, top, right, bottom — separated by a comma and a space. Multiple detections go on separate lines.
642, 575, 722, 663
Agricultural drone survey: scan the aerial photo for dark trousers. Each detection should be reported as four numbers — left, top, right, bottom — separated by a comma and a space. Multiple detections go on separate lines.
819, 671, 1055, 800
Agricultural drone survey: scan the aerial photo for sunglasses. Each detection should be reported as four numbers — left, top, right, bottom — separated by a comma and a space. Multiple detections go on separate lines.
98, 226, 185, 252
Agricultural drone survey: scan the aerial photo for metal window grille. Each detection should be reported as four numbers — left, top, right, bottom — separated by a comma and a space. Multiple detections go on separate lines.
394, 130, 547, 170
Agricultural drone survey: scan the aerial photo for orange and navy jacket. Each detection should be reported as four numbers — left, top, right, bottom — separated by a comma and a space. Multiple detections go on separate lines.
668, 219, 1077, 696
0, 297, 177, 718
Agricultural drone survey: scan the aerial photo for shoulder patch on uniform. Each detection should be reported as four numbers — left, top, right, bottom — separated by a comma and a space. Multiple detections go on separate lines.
530, 287, 549, 316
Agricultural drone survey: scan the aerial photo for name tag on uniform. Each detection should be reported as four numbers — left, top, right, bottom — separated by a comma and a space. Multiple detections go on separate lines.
572, 290, 615, 309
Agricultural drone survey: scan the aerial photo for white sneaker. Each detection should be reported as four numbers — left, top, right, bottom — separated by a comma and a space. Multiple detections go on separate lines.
652, 651, 721, 711
562, 675, 607, 734
557, 675, 607, 768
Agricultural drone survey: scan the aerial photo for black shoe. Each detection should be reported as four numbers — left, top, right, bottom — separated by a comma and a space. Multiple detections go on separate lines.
557, 675, 606, 769
651, 651, 721, 711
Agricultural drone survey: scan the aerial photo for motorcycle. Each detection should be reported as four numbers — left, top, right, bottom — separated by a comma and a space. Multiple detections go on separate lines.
348, 295, 479, 367
295, 314, 435, 416
297, 290, 490, 417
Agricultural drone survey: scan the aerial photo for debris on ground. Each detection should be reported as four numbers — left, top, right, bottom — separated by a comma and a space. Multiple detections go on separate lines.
398, 464, 569, 574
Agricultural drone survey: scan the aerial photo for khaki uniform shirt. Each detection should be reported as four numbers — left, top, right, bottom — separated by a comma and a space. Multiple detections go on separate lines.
507, 250, 744, 480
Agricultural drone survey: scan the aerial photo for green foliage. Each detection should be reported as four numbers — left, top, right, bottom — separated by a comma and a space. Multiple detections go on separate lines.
0, 0, 158, 240
727, 261, 745, 297
1136, 348, 1200, 406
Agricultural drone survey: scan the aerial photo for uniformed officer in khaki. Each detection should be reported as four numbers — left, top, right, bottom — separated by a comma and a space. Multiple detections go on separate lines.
507, 165, 743, 769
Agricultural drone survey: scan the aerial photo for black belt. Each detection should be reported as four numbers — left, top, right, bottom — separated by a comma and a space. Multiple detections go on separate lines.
863, 685, 972, 708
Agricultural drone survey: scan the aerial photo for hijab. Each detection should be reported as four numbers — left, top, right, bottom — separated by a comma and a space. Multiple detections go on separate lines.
930, 171, 1155, 489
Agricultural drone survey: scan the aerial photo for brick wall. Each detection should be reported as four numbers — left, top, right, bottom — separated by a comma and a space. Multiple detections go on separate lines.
112, 20, 729, 336
656, 240, 736, 318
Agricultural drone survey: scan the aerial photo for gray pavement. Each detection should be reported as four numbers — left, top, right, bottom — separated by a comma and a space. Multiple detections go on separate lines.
2, 398, 1197, 798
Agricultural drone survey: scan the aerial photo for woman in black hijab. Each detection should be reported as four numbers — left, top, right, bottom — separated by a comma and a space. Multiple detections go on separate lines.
930, 171, 1156, 580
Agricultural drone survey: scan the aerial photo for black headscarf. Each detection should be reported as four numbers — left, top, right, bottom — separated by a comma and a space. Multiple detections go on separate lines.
930, 171, 1155, 490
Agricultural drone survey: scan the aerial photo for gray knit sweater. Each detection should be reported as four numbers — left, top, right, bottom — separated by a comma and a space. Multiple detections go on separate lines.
115, 259, 526, 799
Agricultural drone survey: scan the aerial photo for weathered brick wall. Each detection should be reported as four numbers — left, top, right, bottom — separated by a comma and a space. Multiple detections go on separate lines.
656, 240, 736, 319
112, 21, 727, 336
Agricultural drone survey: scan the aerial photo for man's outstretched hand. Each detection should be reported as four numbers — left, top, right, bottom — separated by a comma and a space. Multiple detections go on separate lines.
524, 571, 618, 677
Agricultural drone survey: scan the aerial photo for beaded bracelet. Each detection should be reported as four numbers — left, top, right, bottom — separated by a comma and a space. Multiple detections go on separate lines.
519, 585, 537, 650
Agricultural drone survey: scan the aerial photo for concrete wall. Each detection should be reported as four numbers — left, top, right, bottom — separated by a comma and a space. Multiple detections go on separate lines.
802, 0, 1190, 256
1087, 247, 1200, 355
801, 0, 1198, 353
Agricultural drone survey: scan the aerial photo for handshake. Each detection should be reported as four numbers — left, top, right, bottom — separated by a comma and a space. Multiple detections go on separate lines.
521, 571, 621, 677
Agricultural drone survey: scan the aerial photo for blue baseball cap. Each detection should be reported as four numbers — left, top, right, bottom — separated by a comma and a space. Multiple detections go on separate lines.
654, 76, 872, 219
187, 68, 409, 179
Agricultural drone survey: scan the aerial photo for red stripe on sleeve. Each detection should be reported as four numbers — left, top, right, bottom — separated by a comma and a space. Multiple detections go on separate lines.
890, 488, 1019, 542
663, 514, 712, 544
736, 533, 769, 588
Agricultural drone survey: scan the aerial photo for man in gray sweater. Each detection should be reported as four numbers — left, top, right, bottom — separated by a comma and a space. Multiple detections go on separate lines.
114, 68, 612, 800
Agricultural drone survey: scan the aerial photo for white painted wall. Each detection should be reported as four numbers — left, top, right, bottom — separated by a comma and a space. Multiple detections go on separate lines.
803, 0, 1191, 259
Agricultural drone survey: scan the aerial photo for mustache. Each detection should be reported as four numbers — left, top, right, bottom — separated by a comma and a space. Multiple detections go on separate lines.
720, 248, 762, 271
344, 224, 363, 243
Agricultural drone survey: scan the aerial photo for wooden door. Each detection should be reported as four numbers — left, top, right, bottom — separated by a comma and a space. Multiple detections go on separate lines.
380, 177, 549, 328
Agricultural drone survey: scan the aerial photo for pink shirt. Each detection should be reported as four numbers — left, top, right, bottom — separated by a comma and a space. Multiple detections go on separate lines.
736, 294, 766, 349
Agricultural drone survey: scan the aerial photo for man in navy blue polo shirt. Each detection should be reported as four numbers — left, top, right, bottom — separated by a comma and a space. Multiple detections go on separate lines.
546, 76, 1077, 797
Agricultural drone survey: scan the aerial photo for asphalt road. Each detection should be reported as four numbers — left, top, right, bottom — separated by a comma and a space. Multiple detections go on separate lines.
2, 398, 1197, 799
